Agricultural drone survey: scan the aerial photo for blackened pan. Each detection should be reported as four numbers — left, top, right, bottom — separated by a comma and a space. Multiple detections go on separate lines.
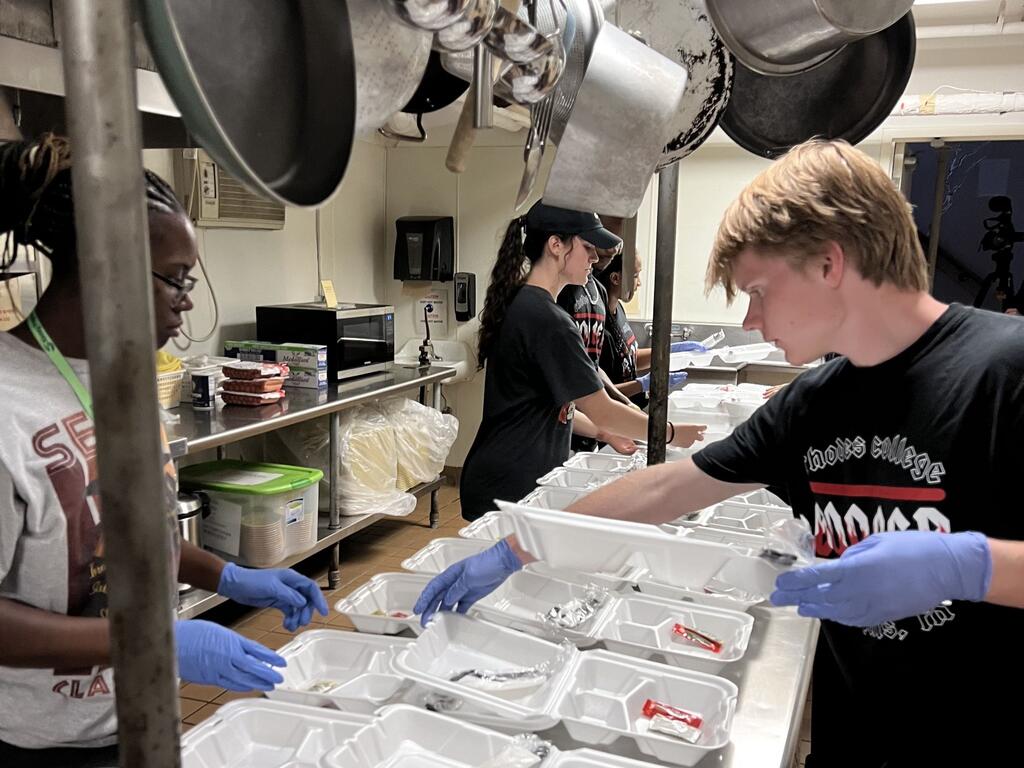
139, 0, 356, 207
720, 12, 915, 159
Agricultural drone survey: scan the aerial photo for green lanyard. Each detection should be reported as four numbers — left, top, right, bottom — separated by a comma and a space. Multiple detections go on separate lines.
25, 312, 94, 422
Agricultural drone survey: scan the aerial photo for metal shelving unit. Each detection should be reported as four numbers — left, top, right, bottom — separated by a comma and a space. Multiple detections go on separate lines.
168, 365, 455, 612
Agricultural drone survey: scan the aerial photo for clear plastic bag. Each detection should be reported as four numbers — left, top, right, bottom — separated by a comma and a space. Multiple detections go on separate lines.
375, 397, 459, 491
265, 406, 415, 517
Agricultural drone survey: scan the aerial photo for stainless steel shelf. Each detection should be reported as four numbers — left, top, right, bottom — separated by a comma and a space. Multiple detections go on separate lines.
166, 365, 455, 457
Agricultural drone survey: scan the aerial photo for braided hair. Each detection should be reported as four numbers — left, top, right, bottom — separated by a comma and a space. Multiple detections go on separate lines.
476, 216, 571, 369
0, 133, 186, 274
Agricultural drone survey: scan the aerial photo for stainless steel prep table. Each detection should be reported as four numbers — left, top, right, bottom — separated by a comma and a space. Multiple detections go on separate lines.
170, 364, 456, 618
546, 606, 819, 768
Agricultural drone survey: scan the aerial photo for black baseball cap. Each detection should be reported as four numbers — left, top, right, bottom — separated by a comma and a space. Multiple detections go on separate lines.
526, 201, 622, 251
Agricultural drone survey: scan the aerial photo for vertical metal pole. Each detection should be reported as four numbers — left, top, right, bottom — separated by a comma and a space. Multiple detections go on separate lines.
472, 46, 494, 129
647, 165, 680, 465
327, 411, 341, 587
56, 2, 180, 766
328, 412, 341, 530
430, 383, 444, 528
926, 140, 950, 288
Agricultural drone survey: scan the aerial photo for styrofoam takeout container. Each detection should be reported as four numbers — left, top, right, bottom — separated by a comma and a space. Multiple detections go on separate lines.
180, 699, 370, 768
268, 629, 413, 713
393, 613, 738, 766
334, 573, 433, 635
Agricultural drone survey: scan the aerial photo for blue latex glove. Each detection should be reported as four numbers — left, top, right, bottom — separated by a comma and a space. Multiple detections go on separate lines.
174, 619, 286, 692
771, 531, 992, 626
670, 341, 707, 354
218, 562, 328, 632
413, 539, 523, 627
638, 370, 687, 394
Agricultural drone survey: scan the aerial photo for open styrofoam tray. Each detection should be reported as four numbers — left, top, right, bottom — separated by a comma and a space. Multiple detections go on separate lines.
564, 452, 643, 474
458, 510, 514, 540
670, 343, 776, 370
592, 593, 754, 675
633, 576, 763, 612
401, 538, 491, 574
520, 486, 591, 510
471, 569, 612, 646
334, 573, 432, 635
669, 525, 765, 555
734, 489, 790, 509
702, 500, 794, 533
394, 612, 572, 730
395, 614, 736, 766
715, 342, 776, 363
554, 649, 737, 766
268, 629, 413, 713
536, 467, 619, 491
320, 705, 662, 768
181, 699, 370, 768
321, 704, 545, 768
400, 537, 643, 592
502, 502, 786, 600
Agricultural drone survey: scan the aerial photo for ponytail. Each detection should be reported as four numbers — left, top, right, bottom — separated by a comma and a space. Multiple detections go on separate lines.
477, 216, 528, 369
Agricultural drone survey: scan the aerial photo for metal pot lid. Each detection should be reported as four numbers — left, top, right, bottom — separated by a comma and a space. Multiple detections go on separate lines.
138, 0, 356, 208
401, 50, 470, 114
720, 12, 915, 159
612, 0, 734, 168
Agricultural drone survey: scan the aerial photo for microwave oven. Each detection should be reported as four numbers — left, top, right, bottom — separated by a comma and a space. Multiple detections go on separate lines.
256, 303, 395, 381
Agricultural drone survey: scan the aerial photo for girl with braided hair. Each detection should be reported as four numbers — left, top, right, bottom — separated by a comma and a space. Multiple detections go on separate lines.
457, 201, 706, 522
0, 135, 327, 764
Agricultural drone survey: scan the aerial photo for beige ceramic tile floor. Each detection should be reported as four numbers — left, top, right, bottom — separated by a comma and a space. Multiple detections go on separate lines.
177, 480, 812, 766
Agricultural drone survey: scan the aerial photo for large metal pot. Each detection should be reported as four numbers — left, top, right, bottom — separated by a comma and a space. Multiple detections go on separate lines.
720, 12, 916, 159
612, 0, 734, 168
706, 0, 914, 75
138, 0, 356, 207
542, 23, 687, 217
351, 0, 433, 133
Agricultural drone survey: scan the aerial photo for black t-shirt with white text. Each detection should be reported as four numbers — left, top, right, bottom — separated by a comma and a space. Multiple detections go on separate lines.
600, 302, 646, 409
557, 276, 607, 365
460, 286, 601, 521
693, 304, 1024, 766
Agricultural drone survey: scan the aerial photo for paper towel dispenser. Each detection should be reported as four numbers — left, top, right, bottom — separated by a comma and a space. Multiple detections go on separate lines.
394, 216, 454, 282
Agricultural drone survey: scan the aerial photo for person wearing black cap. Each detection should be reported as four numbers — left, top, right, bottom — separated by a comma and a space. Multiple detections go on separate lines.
457, 202, 706, 522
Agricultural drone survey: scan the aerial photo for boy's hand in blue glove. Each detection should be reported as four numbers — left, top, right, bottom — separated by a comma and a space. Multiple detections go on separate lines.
670, 341, 707, 354
414, 539, 523, 627
771, 531, 992, 626
175, 620, 286, 691
218, 562, 328, 631
639, 370, 687, 393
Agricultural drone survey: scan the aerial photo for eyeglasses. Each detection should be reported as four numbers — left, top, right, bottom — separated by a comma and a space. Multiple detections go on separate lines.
151, 271, 197, 302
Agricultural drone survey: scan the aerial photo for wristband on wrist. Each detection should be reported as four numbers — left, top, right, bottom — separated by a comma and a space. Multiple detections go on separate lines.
668, 422, 675, 442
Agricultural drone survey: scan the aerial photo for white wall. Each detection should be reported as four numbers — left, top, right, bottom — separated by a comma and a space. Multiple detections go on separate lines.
147, 139, 388, 360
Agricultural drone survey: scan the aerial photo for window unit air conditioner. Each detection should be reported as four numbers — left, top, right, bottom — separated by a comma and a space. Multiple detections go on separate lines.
172, 148, 285, 230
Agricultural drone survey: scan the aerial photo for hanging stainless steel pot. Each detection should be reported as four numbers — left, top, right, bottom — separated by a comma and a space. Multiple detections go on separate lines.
138, 0, 356, 207
612, 0, 734, 168
542, 23, 688, 217
705, 0, 915, 76
350, 0, 433, 133
720, 12, 916, 159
